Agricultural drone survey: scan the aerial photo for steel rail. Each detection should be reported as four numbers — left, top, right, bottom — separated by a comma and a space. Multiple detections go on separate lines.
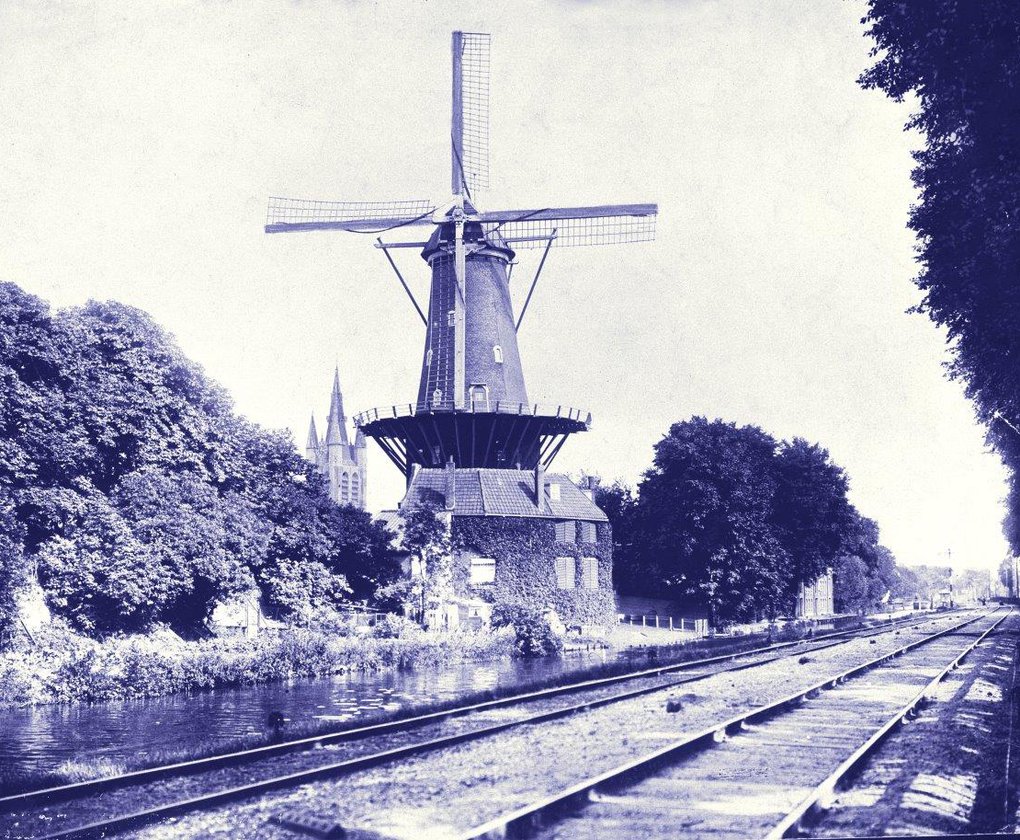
765, 608, 1011, 839
2, 611, 936, 810
1003, 629, 1020, 831
18, 615, 958, 840
788, 834, 1013, 839
459, 609, 1003, 840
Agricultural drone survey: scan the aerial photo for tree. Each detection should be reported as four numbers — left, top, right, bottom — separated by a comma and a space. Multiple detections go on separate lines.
588, 478, 639, 592
999, 555, 1015, 596
112, 469, 257, 627
905, 564, 953, 606
892, 564, 921, 601
0, 282, 400, 640
631, 418, 790, 623
771, 439, 857, 602
319, 503, 402, 605
400, 501, 453, 625
36, 492, 164, 634
860, 3, 1020, 549
0, 485, 26, 645
833, 555, 872, 615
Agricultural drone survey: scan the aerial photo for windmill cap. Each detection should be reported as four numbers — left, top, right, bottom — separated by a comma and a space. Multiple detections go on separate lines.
421, 221, 515, 262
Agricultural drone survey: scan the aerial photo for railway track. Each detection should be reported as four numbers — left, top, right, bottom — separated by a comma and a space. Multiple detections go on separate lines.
0, 611, 975, 840
461, 608, 1010, 840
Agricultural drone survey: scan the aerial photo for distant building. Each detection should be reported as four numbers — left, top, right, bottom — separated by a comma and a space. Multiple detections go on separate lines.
207, 592, 284, 638
305, 368, 367, 508
795, 569, 835, 618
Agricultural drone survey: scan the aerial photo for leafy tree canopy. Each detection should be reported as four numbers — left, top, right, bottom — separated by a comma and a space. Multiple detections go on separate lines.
0, 282, 398, 640
591, 418, 899, 623
860, 2, 1020, 551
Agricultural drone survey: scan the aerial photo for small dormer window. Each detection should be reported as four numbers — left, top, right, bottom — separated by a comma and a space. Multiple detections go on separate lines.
548, 483, 561, 501
493, 345, 503, 364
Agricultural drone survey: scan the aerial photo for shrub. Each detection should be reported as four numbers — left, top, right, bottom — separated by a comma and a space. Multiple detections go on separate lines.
490, 604, 563, 658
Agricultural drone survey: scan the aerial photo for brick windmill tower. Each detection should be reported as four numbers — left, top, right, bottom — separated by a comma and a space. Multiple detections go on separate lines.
266, 32, 657, 629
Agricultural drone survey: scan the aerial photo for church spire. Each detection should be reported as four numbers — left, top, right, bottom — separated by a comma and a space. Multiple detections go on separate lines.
325, 366, 349, 446
306, 414, 319, 451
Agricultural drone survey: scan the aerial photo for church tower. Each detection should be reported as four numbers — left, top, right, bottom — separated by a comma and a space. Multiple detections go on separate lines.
305, 368, 368, 508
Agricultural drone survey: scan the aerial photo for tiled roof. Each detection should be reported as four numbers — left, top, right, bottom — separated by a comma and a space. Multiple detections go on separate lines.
400, 468, 607, 522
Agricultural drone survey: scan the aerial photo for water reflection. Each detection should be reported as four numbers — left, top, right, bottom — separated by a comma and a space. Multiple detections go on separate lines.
0, 650, 612, 783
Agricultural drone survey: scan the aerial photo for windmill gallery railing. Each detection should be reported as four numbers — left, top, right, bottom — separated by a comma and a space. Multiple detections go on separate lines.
353, 401, 593, 474
353, 401, 592, 428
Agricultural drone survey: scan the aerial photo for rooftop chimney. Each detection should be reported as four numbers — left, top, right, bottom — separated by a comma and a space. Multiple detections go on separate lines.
534, 463, 546, 510
445, 457, 456, 511
581, 475, 596, 501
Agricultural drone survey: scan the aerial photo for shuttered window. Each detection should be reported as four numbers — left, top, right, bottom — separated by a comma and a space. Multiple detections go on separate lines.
579, 521, 597, 543
554, 557, 575, 589
554, 520, 576, 544
581, 557, 598, 590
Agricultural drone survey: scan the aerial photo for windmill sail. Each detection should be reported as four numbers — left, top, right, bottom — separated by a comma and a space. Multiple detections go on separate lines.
265, 198, 436, 234
451, 32, 490, 197
479, 203, 658, 248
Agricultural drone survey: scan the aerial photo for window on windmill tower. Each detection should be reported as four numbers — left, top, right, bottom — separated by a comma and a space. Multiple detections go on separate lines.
426, 349, 433, 368
469, 557, 496, 585
447, 310, 455, 327
470, 384, 488, 409
581, 557, 598, 589
554, 556, 575, 589
493, 345, 503, 364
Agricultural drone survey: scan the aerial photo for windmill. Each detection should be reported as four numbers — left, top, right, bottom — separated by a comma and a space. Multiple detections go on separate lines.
266, 32, 657, 481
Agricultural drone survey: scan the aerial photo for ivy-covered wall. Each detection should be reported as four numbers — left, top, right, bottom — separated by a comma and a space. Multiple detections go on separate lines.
450, 516, 615, 628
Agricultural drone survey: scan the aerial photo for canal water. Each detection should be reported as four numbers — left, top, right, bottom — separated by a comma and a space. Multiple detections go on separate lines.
0, 650, 617, 785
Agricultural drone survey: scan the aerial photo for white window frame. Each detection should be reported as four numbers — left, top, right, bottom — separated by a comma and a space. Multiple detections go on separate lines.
469, 557, 496, 585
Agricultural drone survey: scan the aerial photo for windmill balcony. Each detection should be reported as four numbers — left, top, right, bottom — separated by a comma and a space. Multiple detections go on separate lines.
354, 402, 593, 474
354, 401, 592, 426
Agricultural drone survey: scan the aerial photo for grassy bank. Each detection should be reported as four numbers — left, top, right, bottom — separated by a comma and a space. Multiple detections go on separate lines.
0, 621, 516, 707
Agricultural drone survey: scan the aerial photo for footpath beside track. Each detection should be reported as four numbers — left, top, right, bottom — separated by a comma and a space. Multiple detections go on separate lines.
0, 611, 982, 840
462, 609, 1010, 840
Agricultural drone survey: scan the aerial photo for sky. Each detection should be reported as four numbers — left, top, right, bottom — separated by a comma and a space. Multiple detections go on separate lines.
0, 0, 1009, 572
